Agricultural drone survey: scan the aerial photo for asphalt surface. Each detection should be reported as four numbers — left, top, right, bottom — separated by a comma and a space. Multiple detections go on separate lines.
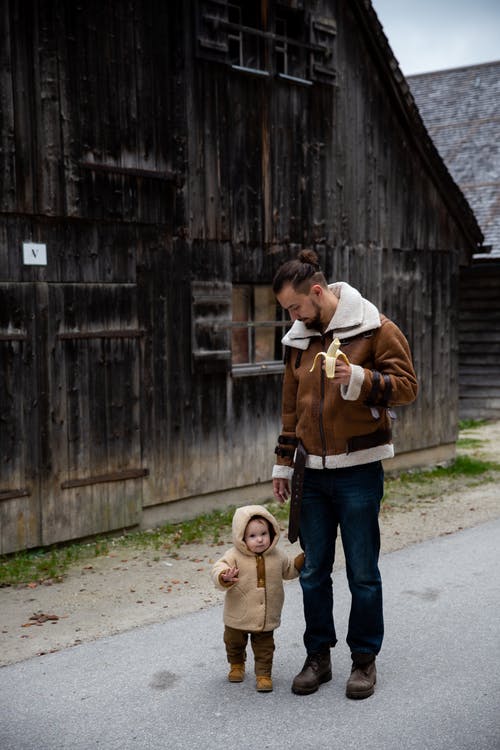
1, 518, 499, 750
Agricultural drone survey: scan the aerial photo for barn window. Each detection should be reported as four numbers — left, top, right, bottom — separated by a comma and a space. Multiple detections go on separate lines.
275, 8, 310, 84
196, 0, 336, 85
227, 2, 265, 73
231, 285, 287, 374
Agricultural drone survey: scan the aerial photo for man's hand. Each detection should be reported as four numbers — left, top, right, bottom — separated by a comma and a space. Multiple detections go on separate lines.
329, 358, 352, 385
273, 478, 290, 504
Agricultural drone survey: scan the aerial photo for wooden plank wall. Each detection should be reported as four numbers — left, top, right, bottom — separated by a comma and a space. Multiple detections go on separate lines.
0, 0, 480, 552
459, 259, 500, 420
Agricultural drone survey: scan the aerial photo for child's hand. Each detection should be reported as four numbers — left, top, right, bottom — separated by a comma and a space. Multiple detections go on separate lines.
221, 566, 239, 583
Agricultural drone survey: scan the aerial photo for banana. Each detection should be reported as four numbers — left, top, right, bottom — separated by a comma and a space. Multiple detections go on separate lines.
309, 337, 350, 379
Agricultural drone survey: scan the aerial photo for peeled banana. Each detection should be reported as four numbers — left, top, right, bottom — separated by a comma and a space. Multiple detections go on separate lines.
309, 337, 350, 379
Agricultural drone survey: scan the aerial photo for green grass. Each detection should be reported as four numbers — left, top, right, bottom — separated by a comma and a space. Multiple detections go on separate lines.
456, 437, 484, 450
0, 546, 86, 588
0, 502, 290, 588
394, 454, 500, 481
382, 454, 500, 511
1, 446, 499, 587
458, 418, 489, 431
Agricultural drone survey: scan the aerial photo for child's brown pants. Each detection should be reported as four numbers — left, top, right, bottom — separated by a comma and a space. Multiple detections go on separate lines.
223, 625, 275, 676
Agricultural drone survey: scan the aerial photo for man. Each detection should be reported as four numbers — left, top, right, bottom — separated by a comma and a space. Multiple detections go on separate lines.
272, 249, 418, 699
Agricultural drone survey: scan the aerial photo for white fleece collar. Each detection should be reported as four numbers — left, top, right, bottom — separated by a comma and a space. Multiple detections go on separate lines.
281, 282, 381, 350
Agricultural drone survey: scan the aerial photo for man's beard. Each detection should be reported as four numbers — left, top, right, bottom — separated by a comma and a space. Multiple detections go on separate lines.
302, 300, 323, 331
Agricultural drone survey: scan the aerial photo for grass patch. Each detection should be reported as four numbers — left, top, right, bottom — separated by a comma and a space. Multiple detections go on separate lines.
456, 437, 484, 450
459, 418, 488, 431
0, 501, 290, 587
1, 546, 88, 588
383, 454, 500, 511
421, 454, 498, 478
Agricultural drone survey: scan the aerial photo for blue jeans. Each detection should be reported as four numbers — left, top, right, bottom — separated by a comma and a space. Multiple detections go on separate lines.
299, 462, 384, 656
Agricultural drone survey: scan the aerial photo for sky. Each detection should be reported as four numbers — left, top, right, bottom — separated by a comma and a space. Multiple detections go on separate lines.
370, 0, 500, 75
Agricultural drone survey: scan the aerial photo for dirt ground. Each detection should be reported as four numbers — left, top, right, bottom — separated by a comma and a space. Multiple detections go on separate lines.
1, 422, 499, 668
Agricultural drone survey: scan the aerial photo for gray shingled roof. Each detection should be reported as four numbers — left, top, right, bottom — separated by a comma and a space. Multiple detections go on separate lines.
408, 61, 500, 255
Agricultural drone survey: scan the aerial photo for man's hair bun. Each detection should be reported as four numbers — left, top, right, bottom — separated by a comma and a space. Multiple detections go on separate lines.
298, 249, 320, 271
273, 248, 325, 294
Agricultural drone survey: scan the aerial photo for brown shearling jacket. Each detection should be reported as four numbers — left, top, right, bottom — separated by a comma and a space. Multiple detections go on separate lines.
272, 282, 418, 478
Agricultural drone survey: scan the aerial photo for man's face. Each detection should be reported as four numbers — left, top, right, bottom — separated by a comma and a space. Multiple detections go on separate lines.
276, 283, 324, 330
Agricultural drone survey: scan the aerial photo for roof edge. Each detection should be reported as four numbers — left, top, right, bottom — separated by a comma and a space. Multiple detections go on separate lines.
407, 59, 500, 80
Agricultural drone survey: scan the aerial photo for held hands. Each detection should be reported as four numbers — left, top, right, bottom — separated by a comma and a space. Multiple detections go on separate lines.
221, 566, 239, 583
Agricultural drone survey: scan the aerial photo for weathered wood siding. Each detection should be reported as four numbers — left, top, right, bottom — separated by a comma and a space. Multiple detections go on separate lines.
0, 0, 481, 552
459, 259, 500, 420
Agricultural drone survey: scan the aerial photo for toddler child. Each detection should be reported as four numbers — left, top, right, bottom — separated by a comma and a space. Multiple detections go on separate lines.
211, 504, 304, 692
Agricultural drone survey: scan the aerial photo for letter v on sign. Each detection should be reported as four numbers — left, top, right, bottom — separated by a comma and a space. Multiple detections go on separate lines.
22, 242, 47, 265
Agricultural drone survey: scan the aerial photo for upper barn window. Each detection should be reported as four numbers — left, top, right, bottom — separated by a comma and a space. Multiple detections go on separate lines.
196, 0, 336, 85
227, 2, 265, 73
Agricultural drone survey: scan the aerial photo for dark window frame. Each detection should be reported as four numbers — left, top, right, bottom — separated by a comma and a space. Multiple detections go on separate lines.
196, 0, 336, 86
231, 283, 288, 377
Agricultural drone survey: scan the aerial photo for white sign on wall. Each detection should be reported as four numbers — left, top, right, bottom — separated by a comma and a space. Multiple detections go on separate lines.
23, 242, 47, 266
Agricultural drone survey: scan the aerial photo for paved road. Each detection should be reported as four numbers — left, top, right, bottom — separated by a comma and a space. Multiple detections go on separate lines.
1, 519, 499, 750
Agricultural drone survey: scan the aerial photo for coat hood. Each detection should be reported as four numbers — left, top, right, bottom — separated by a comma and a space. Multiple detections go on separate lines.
231, 505, 280, 556
282, 281, 381, 350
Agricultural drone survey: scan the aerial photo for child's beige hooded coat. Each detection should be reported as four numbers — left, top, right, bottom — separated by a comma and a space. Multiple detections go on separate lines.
211, 504, 304, 632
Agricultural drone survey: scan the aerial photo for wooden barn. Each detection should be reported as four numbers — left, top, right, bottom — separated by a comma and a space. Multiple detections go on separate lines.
0, 0, 483, 554
408, 61, 500, 421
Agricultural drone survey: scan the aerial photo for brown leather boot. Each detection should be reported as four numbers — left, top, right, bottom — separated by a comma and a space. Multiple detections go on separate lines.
292, 651, 332, 695
345, 653, 376, 699
228, 663, 245, 683
256, 676, 273, 692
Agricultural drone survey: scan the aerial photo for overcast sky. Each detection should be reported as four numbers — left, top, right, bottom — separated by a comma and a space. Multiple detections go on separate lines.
370, 0, 500, 75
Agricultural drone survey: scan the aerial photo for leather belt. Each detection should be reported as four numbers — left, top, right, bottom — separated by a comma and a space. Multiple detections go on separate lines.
288, 428, 391, 541
289, 441, 307, 544
346, 427, 392, 453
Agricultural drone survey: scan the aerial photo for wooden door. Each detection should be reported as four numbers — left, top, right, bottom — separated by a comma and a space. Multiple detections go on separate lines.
0, 281, 145, 553
0, 283, 41, 552
42, 283, 145, 545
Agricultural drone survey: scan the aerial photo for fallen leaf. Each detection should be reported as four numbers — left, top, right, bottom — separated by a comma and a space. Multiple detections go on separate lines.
26, 613, 60, 625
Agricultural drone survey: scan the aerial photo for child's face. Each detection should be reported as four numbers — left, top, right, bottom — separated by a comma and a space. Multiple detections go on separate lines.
244, 518, 271, 554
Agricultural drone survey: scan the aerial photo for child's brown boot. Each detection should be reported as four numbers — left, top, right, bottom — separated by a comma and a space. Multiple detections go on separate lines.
228, 663, 245, 682
256, 675, 273, 692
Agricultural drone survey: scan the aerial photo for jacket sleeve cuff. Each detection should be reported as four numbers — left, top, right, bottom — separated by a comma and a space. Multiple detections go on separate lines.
340, 364, 365, 401
272, 464, 294, 480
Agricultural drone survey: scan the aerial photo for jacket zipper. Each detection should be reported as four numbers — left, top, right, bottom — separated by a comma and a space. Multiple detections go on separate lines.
319, 335, 327, 467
